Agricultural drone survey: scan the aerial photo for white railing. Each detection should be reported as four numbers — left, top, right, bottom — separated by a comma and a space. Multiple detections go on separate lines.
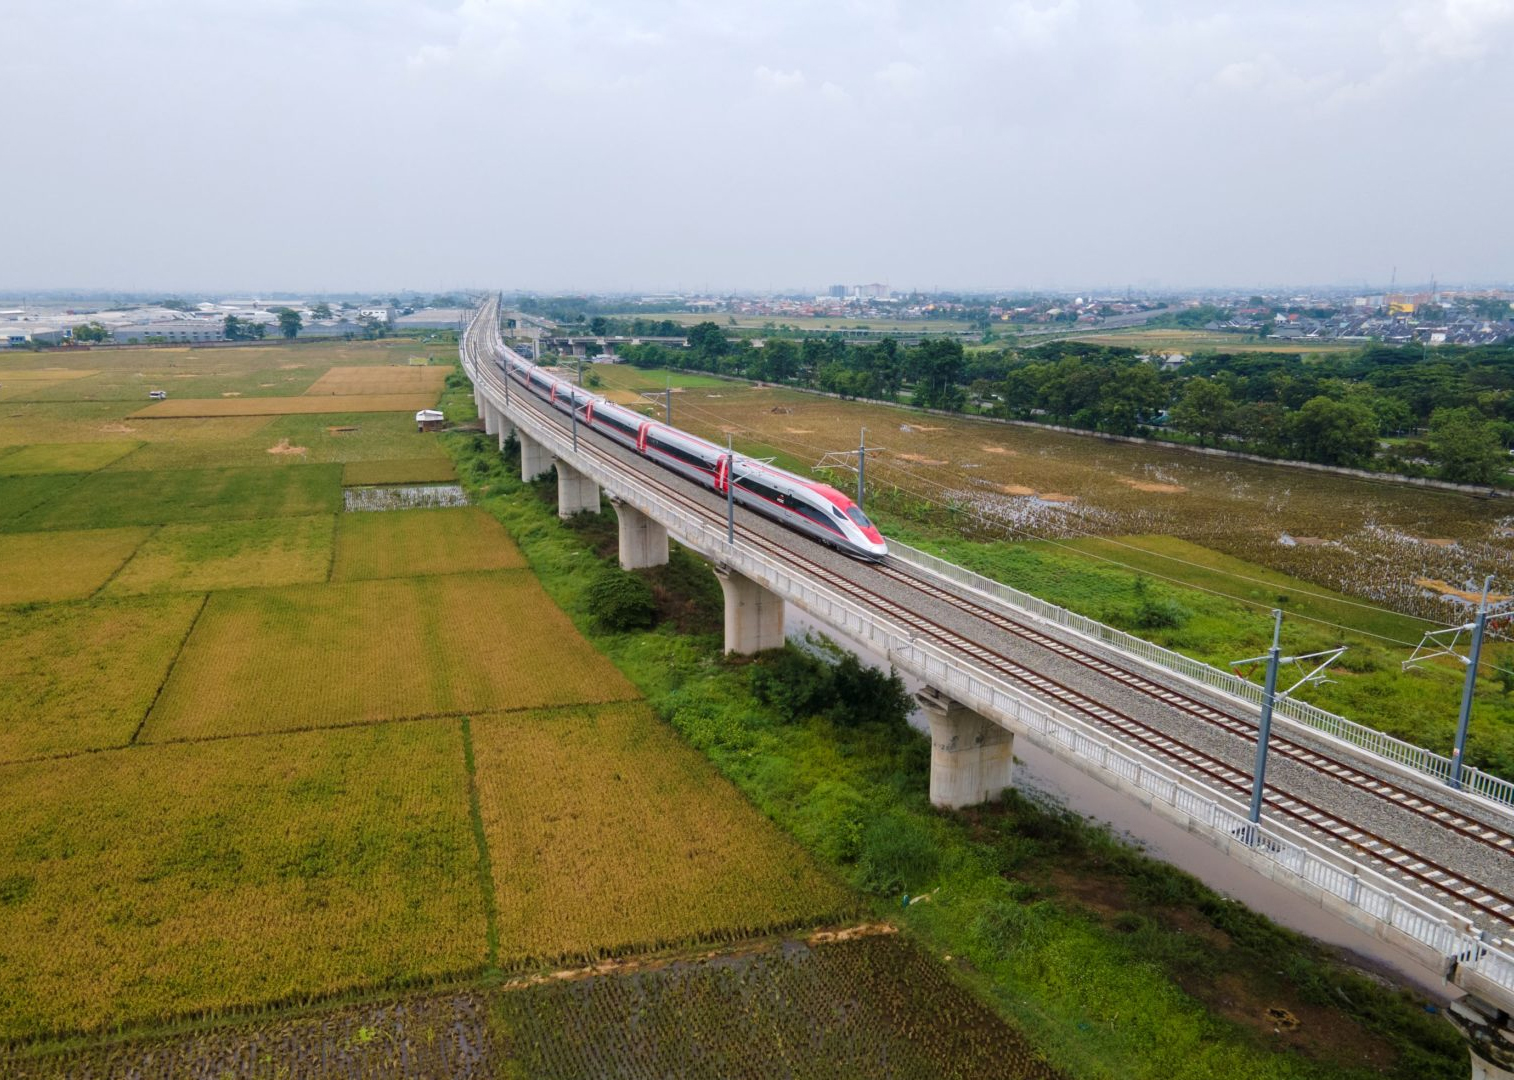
462, 302, 1514, 1005
888, 539, 1514, 812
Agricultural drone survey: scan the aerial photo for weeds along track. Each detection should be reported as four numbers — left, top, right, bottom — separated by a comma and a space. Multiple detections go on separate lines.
470, 340, 1514, 933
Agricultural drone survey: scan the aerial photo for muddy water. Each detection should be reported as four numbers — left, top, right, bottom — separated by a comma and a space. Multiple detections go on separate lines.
783, 609, 1453, 999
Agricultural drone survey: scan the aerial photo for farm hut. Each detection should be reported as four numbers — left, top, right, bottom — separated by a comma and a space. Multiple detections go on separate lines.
415, 409, 445, 432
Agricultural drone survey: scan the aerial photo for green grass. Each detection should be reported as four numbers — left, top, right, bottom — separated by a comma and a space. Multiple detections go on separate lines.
0, 474, 88, 528
590, 365, 732, 392
7, 464, 343, 531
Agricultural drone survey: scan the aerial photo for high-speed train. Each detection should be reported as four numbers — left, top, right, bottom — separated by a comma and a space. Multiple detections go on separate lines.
497, 350, 888, 560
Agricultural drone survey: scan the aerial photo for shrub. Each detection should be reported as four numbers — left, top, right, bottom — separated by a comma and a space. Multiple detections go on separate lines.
584, 569, 656, 632
855, 811, 940, 896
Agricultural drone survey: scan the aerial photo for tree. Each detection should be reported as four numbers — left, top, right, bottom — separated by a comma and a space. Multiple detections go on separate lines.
686, 321, 729, 360
275, 308, 302, 339
758, 338, 798, 382
1287, 396, 1378, 467
1427, 407, 1506, 484
71, 321, 110, 343
1169, 378, 1233, 447
310, 302, 333, 320
223, 314, 245, 340
589, 316, 609, 336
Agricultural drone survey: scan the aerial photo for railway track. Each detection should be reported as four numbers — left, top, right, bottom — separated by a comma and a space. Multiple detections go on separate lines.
469, 328, 1514, 932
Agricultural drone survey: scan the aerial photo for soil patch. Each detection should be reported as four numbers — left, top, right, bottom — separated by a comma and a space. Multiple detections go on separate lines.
1415, 578, 1513, 604
99, 423, 137, 434
1036, 492, 1078, 503
981, 445, 1014, 455
1120, 478, 1188, 494
266, 438, 308, 457
784, 428, 814, 435
896, 453, 947, 465
995, 483, 1037, 496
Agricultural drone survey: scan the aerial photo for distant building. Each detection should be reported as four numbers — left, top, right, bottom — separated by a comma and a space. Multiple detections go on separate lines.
415, 409, 445, 432
828, 284, 848, 298
113, 321, 224, 344
359, 306, 399, 324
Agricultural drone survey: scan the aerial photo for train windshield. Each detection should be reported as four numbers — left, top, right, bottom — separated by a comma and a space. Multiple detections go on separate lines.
845, 506, 874, 529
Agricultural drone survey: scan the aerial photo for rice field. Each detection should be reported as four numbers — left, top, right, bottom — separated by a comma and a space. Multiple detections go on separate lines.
102, 412, 453, 471
0, 410, 274, 448
140, 571, 638, 742
131, 393, 440, 418
0, 526, 152, 604
0, 593, 205, 762
331, 507, 524, 581
0, 719, 486, 1039
0, 474, 87, 529
0, 441, 142, 474
8, 463, 342, 531
471, 702, 857, 967
104, 515, 335, 596
342, 457, 458, 486
304, 364, 450, 396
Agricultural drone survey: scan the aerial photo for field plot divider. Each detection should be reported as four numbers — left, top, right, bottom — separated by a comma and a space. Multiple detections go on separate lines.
887, 539, 1514, 813
462, 304, 1514, 1007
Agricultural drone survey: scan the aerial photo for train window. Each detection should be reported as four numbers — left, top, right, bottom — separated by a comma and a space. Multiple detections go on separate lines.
845, 506, 874, 529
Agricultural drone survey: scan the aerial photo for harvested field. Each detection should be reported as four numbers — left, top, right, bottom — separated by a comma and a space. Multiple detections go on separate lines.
491, 933, 1059, 1080
332, 507, 524, 581
131, 394, 439, 418
471, 702, 857, 967
342, 457, 458, 486
0, 441, 142, 474
10, 463, 341, 532
0, 370, 98, 401
140, 572, 637, 742
105, 516, 334, 596
105, 412, 451, 471
304, 365, 449, 396
0, 719, 486, 1038
0, 527, 152, 604
0, 593, 205, 762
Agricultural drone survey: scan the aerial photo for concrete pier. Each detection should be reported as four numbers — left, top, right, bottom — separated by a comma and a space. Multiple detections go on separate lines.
482, 400, 498, 437
715, 566, 785, 655
519, 432, 552, 481
917, 687, 1014, 809
496, 410, 515, 451
556, 459, 601, 518
613, 498, 668, 570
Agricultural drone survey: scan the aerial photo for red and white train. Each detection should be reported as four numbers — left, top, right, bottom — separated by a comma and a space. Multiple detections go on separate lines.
498, 351, 888, 560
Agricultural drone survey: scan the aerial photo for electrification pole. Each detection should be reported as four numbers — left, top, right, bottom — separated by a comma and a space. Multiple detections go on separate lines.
1248, 610, 1284, 829
726, 436, 736, 544
1452, 576, 1494, 790
857, 427, 867, 508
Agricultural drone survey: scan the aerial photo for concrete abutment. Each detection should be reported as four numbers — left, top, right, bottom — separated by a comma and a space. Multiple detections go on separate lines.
715, 566, 785, 655
612, 498, 669, 571
519, 431, 552, 481
917, 687, 1014, 810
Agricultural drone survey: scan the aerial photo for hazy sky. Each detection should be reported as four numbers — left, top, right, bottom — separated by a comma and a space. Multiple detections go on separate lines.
4, 0, 1511, 294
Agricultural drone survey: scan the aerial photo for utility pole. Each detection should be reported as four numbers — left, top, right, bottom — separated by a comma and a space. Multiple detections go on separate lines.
726, 436, 735, 544
666, 374, 673, 426
577, 357, 583, 387
815, 428, 885, 510
1452, 576, 1494, 790
571, 397, 578, 453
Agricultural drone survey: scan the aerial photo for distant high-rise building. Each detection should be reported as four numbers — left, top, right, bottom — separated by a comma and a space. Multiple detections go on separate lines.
860, 283, 890, 299
828, 284, 848, 298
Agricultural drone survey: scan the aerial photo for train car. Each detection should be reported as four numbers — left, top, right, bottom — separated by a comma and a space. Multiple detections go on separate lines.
495, 351, 887, 560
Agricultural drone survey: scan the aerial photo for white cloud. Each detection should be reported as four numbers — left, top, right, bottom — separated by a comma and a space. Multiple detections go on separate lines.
873, 59, 922, 95
754, 65, 806, 92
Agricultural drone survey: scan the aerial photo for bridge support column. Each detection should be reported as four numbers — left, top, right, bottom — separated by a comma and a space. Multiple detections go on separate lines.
519, 432, 551, 481
555, 459, 600, 518
612, 498, 668, 570
918, 687, 1013, 810
1448, 997, 1514, 1080
714, 566, 785, 655
482, 399, 498, 437
496, 410, 516, 451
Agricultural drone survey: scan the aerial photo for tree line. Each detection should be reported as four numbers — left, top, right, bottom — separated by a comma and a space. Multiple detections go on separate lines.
614, 327, 1514, 485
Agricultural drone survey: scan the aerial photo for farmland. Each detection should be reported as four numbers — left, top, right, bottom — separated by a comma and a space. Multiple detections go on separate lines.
0, 526, 151, 603
473, 702, 857, 966
139, 571, 639, 742
331, 505, 525, 581
105, 515, 335, 595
